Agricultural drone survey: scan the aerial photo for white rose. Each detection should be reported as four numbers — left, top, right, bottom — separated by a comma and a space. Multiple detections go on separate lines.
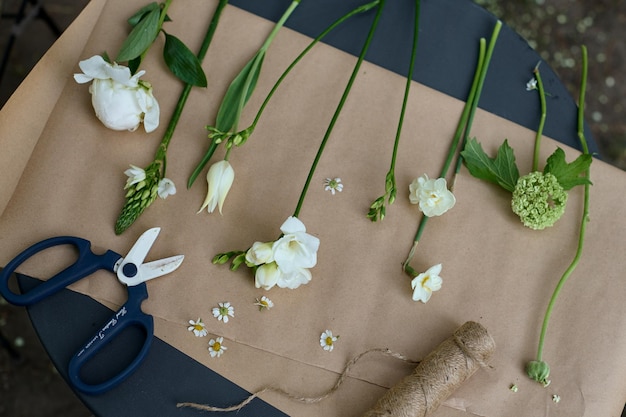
74, 55, 160, 133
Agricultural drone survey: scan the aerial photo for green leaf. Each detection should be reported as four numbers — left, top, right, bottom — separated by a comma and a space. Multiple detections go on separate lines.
127, 2, 159, 26
215, 51, 265, 132
163, 33, 207, 87
543, 147, 592, 190
461, 137, 520, 192
116, 6, 161, 62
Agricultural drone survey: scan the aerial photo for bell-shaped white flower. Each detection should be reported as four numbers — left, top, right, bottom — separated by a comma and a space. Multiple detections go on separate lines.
74, 55, 160, 133
409, 174, 456, 217
254, 262, 281, 291
124, 165, 146, 188
198, 160, 235, 214
246, 241, 274, 266
276, 267, 312, 289
411, 263, 443, 303
157, 178, 176, 199
272, 216, 320, 274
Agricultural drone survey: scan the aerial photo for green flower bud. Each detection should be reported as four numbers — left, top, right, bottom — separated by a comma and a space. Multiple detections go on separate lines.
511, 172, 568, 230
526, 360, 550, 385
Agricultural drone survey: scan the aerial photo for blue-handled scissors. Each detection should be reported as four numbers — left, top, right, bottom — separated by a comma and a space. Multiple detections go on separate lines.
0, 227, 184, 395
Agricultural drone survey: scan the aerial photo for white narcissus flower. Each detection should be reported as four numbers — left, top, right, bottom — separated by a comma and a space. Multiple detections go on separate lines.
157, 178, 176, 199
411, 264, 443, 303
409, 174, 456, 217
272, 216, 320, 274
74, 55, 160, 133
198, 160, 235, 214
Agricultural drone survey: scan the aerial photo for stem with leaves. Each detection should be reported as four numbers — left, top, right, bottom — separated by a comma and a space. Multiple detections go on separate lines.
114, 0, 229, 235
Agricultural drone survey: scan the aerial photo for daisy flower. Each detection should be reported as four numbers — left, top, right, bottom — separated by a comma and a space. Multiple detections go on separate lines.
254, 296, 274, 311
324, 178, 343, 195
208, 337, 227, 358
320, 330, 339, 352
187, 318, 208, 337
212, 302, 235, 323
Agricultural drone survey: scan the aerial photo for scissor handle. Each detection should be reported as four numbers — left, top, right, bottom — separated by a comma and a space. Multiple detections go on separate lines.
0, 236, 121, 306
68, 283, 153, 395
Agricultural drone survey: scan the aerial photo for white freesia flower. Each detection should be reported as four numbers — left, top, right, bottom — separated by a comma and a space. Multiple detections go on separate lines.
409, 174, 456, 217
157, 178, 176, 199
254, 262, 281, 291
273, 216, 320, 274
74, 55, 160, 132
124, 165, 146, 188
246, 241, 274, 266
198, 160, 235, 214
411, 263, 443, 303
276, 267, 312, 289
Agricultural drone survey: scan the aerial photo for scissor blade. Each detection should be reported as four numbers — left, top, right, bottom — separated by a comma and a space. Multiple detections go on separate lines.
135, 255, 184, 284
125, 227, 161, 266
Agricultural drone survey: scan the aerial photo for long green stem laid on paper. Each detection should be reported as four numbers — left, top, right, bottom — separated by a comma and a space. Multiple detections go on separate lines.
293, 0, 386, 218
114, 0, 229, 235
402, 21, 501, 275
187, 0, 301, 188
367, 0, 421, 222
526, 45, 592, 386
531, 63, 547, 172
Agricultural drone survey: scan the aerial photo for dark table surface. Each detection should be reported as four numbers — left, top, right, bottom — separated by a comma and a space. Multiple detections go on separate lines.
12, 0, 598, 415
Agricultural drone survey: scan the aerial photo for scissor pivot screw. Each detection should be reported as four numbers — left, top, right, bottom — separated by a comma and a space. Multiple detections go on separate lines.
122, 263, 138, 277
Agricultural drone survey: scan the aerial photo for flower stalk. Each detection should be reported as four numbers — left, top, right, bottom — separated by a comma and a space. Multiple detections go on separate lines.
402, 20, 501, 274
114, 0, 229, 234
531, 63, 547, 172
293, 0, 386, 218
527, 45, 591, 385
367, 0, 421, 222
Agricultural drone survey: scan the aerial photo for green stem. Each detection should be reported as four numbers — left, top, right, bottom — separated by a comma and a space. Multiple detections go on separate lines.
248, 0, 380, 133
292, 0, 386, 217
532, 63, 547, 172
402, 21, 501, 273
389, 0, 421, 177
535, 45, 590, 363
157, 0, 228, 168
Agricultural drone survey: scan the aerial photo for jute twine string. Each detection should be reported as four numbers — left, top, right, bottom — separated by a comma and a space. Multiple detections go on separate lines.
177, 321, 494, 416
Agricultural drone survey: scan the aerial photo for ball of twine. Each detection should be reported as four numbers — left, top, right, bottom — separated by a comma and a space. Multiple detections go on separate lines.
363, 320, 495, 417
178, 321, 495, 416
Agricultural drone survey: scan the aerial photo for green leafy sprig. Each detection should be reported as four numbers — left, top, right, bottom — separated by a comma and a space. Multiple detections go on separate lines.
367, 0, 421, 222
115, 0, 229, 234
115, 0, 207, 87
187, 0, 302, 188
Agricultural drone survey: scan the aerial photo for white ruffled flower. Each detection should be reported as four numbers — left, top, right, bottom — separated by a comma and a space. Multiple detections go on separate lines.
409, 174, 456, 217
74, 55, 159, 132
198, 160, 235, 214
157, 178, 176, 199
411, 264, 443, 303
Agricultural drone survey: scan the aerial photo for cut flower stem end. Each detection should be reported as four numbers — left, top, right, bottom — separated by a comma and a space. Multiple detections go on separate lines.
527, 45, 591, 384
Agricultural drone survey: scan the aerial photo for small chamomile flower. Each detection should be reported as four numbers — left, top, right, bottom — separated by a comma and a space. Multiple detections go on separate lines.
509, 384, 519, 393
254, 296, 274, 311
208, 336, 227, 358
526, 77, 538, 91
187, 318, 208, 337
324, 177, 343, 195
552, 394, 561, 403
320, 330, 339, 352
212, 302, 235, 323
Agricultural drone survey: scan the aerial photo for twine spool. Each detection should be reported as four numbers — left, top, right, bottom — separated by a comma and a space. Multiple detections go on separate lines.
363, 320, 495, 417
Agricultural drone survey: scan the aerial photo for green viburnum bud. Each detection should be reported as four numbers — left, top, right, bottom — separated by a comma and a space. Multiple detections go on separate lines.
526, 360, 550, 385
511, 172, 568, 230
